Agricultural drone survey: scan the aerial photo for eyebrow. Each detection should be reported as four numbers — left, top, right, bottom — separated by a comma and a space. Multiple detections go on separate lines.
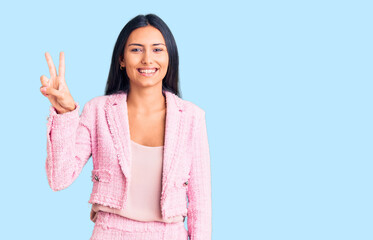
128, 43, 166, 47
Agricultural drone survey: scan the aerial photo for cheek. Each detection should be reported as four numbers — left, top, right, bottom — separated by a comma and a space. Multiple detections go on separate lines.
160, 58, 169, 70
159, 56, 169, 69
124, 59, 138, 74
124, 52, 140, 66
125, 67, 138, 79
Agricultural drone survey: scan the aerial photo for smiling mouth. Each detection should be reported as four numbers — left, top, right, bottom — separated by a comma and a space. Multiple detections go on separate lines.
137, 68, 158, 72
137, 68, 158, 76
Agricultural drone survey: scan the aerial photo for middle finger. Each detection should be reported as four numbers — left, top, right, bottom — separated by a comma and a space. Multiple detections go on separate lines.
45, 52, 57, 77
59, 51, 65, 78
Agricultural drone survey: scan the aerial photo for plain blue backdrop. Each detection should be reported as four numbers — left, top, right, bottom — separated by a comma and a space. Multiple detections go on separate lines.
0, 0, 372, 239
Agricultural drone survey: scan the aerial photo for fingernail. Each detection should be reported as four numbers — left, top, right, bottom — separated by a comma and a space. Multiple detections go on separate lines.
41, 87, 46, 93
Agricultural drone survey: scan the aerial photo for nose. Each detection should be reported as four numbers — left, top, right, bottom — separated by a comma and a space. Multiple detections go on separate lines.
141, 50, 153, 65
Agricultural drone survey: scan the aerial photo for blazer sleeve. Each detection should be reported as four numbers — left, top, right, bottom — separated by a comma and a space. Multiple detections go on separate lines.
45, 101, 93, 191
187, 111, 212, 240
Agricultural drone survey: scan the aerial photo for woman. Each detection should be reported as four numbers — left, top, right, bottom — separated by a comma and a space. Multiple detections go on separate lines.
40, 14, 211, 240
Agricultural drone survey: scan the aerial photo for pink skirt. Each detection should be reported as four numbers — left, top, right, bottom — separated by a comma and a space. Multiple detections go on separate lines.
90, 211, 188, 240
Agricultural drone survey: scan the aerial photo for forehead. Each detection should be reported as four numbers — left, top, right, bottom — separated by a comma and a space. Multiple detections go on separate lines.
127, 25, 166, 45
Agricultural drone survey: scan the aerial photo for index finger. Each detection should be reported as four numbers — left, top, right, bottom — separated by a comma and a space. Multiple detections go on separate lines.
45, 52, 57, 78
59, 51, 65, 78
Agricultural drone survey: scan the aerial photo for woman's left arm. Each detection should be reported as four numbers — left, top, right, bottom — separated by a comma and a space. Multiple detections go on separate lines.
187, 111, 212, 240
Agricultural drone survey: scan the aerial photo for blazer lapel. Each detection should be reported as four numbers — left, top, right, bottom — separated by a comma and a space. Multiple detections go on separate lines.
104, 90, 185, 199
104, 92, 130, 180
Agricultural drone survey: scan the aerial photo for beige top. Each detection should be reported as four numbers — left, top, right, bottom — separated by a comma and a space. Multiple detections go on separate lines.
91, 139, 184, 223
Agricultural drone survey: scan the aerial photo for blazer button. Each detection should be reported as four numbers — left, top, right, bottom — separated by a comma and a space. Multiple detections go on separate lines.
94, 175, 99, 182
183, 181, 188, 186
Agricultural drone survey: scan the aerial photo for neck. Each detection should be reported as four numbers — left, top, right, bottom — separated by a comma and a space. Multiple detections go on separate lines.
126, 87, 166, 114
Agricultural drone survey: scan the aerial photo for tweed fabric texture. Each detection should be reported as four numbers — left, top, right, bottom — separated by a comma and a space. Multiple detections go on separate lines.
45, 90, 212, 240
90, 211, 188, 240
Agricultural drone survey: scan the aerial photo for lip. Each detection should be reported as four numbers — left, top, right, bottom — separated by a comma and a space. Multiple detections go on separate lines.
137, 67, 158, 70
137, 68, 158, 77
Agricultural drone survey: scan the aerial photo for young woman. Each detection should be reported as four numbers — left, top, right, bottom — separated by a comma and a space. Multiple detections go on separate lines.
40, 14, 211, 240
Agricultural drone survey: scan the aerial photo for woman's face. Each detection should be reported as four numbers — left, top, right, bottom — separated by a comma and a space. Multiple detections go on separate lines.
121, 25, 169, 89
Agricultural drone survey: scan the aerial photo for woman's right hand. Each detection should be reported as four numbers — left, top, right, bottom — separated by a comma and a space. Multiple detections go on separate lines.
40, 51, 76, 114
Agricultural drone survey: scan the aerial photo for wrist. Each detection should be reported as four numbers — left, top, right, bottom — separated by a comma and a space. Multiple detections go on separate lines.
56, 103, 76, 114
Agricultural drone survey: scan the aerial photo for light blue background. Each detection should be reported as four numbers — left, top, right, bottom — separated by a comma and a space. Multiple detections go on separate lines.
0, 0, 372, 239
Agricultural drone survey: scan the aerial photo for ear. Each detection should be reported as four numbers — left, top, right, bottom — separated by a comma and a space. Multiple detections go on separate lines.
119, 55, 125, 67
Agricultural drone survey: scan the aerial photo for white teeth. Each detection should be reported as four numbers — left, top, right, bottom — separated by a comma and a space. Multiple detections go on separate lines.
139, 69, 157, 73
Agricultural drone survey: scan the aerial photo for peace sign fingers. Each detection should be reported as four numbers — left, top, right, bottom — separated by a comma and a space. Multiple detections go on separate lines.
59, 51, 65, 78
45, 52, 57, 78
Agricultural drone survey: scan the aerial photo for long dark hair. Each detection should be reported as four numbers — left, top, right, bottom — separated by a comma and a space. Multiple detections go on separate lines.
104, 14, 181, 97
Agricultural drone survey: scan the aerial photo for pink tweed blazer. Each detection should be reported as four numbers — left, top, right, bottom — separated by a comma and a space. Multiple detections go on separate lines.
45, 90, 212, 240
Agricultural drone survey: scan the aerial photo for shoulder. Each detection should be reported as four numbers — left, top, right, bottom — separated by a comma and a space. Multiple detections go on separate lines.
84, 94, 117, 110
173, 93, 206, 124
78, 95, 113, 118
182, 99, 205, 116
86, 94, 109, 106
171, 92, 204, 116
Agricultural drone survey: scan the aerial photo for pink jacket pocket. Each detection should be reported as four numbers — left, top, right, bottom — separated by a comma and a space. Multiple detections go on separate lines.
173, 173, 190, 189
91, 169, 112, 183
